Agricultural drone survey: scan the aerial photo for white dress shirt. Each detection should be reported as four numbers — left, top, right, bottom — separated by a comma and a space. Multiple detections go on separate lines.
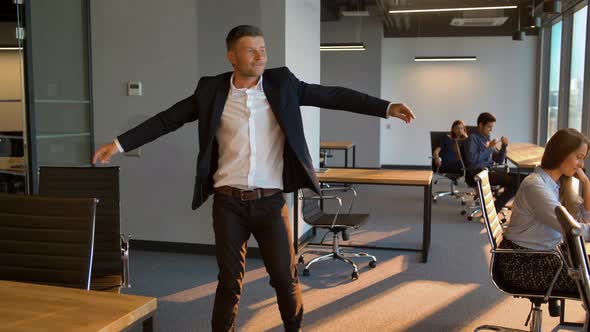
212, 75, 284, 189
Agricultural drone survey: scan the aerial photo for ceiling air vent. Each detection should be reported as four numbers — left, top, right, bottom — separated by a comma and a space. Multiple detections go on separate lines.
450, 17, 509, 27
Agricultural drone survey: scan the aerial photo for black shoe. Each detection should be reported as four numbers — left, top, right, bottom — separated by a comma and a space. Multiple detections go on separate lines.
548, 299, 561, 317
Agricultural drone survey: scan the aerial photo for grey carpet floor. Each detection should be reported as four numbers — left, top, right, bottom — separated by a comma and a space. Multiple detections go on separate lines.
124, 179, 586, 331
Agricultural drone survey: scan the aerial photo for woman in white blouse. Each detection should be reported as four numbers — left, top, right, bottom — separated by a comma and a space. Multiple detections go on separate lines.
498, 128, 590, 300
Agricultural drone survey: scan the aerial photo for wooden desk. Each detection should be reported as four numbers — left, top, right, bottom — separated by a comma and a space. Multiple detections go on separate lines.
295, 168, 433, 263
506, 143, 544, 186
0, 280, 157, 331
320, 141, 356, 168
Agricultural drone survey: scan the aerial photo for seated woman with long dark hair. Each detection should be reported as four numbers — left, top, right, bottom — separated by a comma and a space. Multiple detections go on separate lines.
498, 128, 590, 301
433, 120, 468, 174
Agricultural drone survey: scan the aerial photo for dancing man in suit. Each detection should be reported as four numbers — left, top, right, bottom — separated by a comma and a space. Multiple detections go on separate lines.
93, 25, 415, 332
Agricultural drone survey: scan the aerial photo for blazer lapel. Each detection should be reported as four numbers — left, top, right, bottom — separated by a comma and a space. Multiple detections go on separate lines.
262, 74, 286, 128
208, 73, 232, 139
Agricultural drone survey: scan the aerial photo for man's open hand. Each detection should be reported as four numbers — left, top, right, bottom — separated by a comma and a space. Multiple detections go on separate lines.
92, 142, 120, 164
387, 103, 416, 124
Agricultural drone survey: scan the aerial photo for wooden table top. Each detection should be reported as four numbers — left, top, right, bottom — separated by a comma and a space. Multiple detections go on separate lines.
317, 168, 433, 186
320, 141, 355, 149
0, 280, 157, 332
506, 143, 544, 169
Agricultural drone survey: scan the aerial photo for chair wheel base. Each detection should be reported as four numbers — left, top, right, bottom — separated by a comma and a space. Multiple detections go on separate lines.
298, 256, 304, 265
369, 260, 377, 268
302, 268, 310, 277
461, 210, 467, 215
351, 271, 359, 280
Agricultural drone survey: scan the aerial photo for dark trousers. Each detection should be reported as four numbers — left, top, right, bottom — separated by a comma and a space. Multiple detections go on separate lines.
211, 192, 303, 332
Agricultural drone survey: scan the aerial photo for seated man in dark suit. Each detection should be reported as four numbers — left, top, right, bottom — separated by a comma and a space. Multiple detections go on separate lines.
465, 112, 517, 209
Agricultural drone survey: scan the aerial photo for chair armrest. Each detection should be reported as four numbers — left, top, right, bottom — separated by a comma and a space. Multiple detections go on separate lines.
320, 187, 352, 192
320, 186, 358, 214
301, 195, 342, 203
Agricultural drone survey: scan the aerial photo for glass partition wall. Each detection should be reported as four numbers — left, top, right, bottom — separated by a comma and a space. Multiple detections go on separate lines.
0, 1, 26, 193
24, 0, 93, 192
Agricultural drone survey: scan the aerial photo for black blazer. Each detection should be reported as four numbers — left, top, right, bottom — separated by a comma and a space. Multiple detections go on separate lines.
117, 67, 390, 210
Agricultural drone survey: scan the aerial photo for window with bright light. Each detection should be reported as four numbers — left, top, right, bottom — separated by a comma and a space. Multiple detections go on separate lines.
547, 21, 562, 140
568, 6, 587, 131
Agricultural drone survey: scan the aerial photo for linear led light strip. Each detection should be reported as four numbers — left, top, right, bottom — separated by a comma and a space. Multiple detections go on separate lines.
0, 47, 22, 51
389, 5, 517, 14
414, 56, 477, 62
320, 45, 366, 51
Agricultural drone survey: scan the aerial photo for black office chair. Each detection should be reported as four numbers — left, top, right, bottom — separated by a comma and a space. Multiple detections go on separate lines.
474, 170, 576, 332
555, 205, 590, 330
298, 188, 376, 281
0, 193, 97, 290
38, 166, 130, 292
429, 131, 468, 205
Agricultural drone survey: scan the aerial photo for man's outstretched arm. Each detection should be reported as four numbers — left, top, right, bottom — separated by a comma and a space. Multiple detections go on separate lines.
93, 83, 202, 164
288, 69, 415, 123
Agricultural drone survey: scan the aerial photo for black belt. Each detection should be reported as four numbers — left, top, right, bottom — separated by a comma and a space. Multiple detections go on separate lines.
214, 186, 282, 201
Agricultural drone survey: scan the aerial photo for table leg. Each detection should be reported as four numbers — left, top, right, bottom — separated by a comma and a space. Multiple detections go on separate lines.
422, 183, 432, 263
142, 316, 154, 332
293, 191, 299, 255
345, 149, 349, 168
352, 146, 356, 168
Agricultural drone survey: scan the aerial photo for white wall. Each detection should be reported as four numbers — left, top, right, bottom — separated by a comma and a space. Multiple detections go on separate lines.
380, 36, 537, 166
285, 0, 321, 240
320, 16, 383, 167
91, 0, 202, 243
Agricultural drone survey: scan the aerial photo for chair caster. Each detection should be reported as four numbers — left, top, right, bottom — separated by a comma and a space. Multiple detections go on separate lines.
432, 197, 437, 203
351, 271, 359, 280
460, 210, 466, 215
461, 200, 466, 205
369, 260, 377, 268
298, 256, 304, 264
303, 268, 310, 277
467, 216, 473, 221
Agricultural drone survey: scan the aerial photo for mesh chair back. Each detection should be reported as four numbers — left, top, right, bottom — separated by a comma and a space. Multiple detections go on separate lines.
466, 125, 478, 135
0, 193, 96, 289
299, 189, 323, 224
39, 167, 121, 286
475, 169, 503, 250
429, 131, 447, 172
555, 206, 590, 313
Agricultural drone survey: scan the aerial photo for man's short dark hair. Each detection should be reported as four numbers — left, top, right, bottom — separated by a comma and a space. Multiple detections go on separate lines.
226, 25, 264, 51
477, 112, 496, 126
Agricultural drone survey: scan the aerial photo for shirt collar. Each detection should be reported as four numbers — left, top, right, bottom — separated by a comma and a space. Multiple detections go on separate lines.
535, 166, 560, 192
229, 74, 264, 96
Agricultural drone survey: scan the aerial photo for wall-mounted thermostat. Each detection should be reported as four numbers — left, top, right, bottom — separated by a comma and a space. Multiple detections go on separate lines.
127, 81, 142, 96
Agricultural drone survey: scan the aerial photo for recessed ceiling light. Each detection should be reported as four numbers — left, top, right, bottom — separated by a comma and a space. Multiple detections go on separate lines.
389, 5, 517, 14
414, 56, 477, 62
